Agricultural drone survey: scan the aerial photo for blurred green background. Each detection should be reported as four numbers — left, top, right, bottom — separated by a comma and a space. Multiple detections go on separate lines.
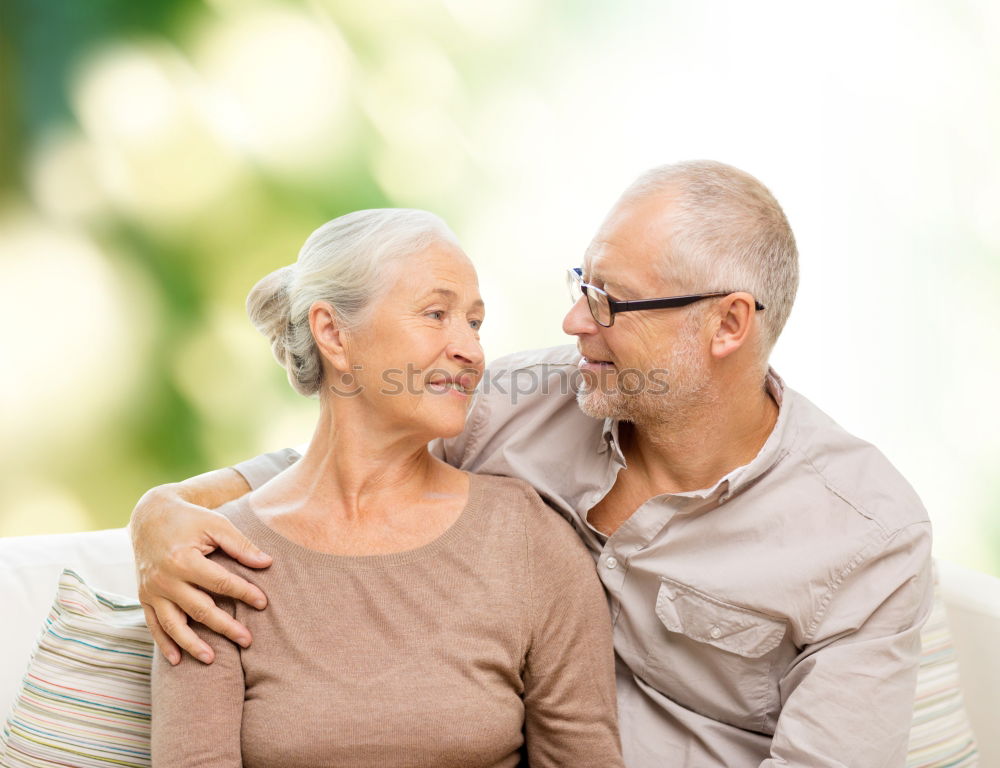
1, 0, 998, 576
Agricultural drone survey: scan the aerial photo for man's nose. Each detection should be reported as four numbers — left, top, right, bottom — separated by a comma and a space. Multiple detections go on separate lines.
562, 296, 600, 337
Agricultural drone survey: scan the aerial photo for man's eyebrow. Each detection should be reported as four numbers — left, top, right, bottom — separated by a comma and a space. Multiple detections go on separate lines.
589, 272, 641, 299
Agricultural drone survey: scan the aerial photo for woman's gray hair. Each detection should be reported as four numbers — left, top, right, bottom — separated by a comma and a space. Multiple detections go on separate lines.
247, 208, 459, 396
624, 160, 799, 360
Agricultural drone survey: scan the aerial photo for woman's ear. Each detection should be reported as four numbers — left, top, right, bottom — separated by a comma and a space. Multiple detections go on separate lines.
309, 301, 351, 373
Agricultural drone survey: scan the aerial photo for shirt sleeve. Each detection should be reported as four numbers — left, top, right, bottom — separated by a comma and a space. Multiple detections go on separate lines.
761, 521, 933, 768
151, 593, 245, 767
521, 491, 625, 768
232, 447, 301, 491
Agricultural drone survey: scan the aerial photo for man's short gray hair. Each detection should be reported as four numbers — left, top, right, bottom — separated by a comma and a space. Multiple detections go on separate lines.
624, 160, 799, 358
246, 208, 459, 397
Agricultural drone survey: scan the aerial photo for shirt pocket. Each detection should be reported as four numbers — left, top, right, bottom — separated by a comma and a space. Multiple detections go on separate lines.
643, 577, 788, 732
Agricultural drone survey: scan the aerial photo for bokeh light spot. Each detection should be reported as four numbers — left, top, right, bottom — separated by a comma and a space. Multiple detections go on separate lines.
195, 4, 354, 175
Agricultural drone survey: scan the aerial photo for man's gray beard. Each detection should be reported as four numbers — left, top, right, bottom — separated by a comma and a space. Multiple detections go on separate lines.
575, 337, 713, 426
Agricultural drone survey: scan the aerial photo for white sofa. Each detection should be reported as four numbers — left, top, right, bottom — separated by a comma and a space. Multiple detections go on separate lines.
2, 529, 999, 763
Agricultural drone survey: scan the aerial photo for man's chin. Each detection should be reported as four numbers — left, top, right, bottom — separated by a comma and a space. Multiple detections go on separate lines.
575, 388, 626, 420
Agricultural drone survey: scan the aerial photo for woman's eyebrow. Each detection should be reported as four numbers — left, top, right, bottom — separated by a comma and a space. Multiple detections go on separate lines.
420, 288, 457, 302
421, 288, 485, 309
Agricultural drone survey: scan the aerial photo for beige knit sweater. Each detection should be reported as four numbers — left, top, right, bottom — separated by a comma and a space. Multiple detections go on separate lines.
151, 473, 623, 767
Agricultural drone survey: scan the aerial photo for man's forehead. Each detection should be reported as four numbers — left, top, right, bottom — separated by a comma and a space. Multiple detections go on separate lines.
584, 239, 669, 297
584, 193, 677, 294
583, 254, 643, 297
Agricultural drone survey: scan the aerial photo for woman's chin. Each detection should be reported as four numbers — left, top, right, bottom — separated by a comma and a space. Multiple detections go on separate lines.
433, 416, 468, 440
424, 404, 472, 441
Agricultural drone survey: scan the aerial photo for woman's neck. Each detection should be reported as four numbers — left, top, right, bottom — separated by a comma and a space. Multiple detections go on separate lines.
251, 396, 461, 524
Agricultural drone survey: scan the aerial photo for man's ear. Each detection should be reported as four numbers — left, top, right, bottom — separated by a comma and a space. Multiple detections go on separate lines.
709, 292, 757, 360
309, 301, 351, 372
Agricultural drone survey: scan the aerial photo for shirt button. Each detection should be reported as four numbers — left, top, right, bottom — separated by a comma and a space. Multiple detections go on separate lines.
605, 556, 619, 570
709, 625, 722, 639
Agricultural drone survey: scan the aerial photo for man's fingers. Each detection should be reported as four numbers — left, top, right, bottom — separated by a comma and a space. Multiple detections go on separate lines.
151, 597, 215, 664
209, 520, 272, 570
170, 578, 253, 649
129, 481, 263, 660
142, 603, 180, 666
183, 550, 268, 611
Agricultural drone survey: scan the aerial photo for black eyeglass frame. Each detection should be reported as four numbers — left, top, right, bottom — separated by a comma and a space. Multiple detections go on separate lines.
568, 267, 765, 328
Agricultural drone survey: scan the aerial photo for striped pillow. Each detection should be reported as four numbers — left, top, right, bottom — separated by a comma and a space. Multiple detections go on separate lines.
1, 569, 153, 767
906, 569, 978, 767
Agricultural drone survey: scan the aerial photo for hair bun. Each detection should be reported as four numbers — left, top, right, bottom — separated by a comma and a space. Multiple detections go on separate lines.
246, 265, 295, 366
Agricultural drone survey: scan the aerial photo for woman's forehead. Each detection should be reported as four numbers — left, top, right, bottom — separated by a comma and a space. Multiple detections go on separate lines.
408, 242, 474, 271
386, 248, 482, 302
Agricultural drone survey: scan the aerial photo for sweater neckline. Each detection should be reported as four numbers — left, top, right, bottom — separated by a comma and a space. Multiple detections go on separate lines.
231, 472, 485, 570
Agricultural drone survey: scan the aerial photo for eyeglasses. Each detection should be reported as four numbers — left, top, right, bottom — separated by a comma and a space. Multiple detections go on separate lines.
567, 267, 765, 328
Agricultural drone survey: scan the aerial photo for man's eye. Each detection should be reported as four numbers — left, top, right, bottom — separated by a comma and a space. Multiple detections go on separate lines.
469, 319, 482, 330
426, 310, 444, 320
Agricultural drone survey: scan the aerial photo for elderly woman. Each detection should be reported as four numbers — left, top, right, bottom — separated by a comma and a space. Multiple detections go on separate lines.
150, 209, 623, 767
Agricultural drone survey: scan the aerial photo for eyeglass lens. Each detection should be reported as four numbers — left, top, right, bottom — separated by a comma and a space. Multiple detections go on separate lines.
587, 290, 610, 325
568, 269, 612, 326
566, 269, 581, 305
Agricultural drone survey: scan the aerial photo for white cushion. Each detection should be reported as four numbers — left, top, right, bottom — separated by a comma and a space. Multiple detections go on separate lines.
937, 558, 1000, 766
1, 569, 152, 767
0, 528, 136, 722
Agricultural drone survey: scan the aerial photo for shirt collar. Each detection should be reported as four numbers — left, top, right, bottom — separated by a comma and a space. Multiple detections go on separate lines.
599, 367, 792, 500
715, 368, 790, 499
599, 418, 626, 464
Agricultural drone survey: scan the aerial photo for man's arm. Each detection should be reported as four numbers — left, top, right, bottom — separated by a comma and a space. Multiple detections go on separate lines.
762, 522, 933, 767
130, 460, 287, 665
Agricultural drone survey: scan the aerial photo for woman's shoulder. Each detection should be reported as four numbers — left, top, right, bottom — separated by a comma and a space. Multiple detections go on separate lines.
470, 472, 539, 501
470, 473, 554, 522
213, 497, 258, 539
470, 473, 589, 555
204, 497, 265, 574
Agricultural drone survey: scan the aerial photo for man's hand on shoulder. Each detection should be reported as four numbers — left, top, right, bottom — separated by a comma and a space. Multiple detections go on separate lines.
129, 468, 272, 665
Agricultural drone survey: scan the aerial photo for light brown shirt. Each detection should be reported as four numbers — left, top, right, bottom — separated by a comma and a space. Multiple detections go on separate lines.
151, 472, 624, 768
236, 344, 934, 768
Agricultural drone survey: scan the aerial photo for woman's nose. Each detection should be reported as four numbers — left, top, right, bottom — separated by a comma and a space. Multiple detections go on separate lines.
448, 325, 484, 369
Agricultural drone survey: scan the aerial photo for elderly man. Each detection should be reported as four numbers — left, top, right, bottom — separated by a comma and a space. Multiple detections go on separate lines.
132, 160, 932, 766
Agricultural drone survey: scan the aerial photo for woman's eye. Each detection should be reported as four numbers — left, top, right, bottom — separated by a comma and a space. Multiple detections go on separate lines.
469, 319, 482, 330
426, 310, 444, 320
